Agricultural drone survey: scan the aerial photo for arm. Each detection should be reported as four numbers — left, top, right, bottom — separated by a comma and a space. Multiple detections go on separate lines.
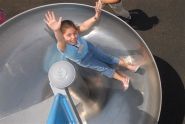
78, 1, 102, 33
100, 0, 121, 4
44, 11, 66, 52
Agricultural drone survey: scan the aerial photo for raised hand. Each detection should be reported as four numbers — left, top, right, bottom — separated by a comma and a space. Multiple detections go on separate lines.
94, 0, 103, 19
44, 11, 62, 32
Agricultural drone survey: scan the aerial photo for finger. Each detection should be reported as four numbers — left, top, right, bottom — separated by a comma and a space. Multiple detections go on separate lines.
58, 17, 62, 24
98, 2, 102, 10
43, 19, 48, 25
97, 1, 100, 9
95, 2, 98, 11
97, 1, 100, 7
96, 2, 101, 12
45, 13, 49, 22
96, 2, 98, 8
48, 11, 52, 20
99, 1, 102, 9
51, 11, 55, 20
98, 0, 104, 7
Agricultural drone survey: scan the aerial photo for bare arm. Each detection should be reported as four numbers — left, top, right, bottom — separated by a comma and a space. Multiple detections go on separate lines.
100, 0, 121, 4
78, 1, 102, 33
44, 11, 66, 52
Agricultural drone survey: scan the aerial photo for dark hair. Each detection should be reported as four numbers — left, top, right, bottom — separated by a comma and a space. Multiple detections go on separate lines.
60, 20, 78, 33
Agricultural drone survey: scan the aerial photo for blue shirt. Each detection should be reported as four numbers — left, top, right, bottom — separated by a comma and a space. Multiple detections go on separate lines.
57, 35, 88, 63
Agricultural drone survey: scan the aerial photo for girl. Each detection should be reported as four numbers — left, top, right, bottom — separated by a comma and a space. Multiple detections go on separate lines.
44, 1, 139, 90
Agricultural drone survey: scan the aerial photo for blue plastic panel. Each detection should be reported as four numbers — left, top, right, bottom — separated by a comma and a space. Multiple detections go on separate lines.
47, 94, 77, 124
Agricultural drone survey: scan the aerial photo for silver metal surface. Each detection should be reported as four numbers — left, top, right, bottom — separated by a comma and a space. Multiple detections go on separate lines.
0, 3, 161, 124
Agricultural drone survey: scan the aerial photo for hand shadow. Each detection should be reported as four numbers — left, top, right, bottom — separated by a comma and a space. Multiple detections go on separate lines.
154, 55, 185, 124
118, 9, 159, 31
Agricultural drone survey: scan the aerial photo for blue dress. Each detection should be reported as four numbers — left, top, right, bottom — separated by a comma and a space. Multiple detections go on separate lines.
58, 35, 119, 78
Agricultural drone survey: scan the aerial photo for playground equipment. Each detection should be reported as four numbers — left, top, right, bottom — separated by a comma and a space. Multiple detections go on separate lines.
0, 3, 161, 124
47, 61, 78, 124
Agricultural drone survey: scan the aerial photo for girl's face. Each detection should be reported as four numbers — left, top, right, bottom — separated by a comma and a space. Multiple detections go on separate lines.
63, 27, 78, 45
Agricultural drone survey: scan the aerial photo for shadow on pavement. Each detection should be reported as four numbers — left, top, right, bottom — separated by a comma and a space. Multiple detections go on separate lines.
119, 9, 159, 31
154, 56, 185, 124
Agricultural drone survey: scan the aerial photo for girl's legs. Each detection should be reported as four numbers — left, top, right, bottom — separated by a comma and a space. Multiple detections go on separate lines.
80, 53, 130, 90
90, 44, 119, 66
88, 42, 140, 72
80, 55, 116, 78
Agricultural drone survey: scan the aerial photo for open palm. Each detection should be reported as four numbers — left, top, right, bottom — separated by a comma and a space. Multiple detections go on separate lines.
44, 11, 62, 31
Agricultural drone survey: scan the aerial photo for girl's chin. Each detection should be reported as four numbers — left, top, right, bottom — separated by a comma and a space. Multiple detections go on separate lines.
71, 40, 77, 44
66, 41, 77, 45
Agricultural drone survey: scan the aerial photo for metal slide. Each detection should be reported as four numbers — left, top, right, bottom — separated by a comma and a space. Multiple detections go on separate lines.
0, 3, 161, 124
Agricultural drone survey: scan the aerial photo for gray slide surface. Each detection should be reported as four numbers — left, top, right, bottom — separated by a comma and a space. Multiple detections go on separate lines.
0, 3, 161, 124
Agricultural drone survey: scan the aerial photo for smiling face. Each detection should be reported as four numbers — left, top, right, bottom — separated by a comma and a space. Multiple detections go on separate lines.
60, 20, 78, 45
63, 27, 78, 45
